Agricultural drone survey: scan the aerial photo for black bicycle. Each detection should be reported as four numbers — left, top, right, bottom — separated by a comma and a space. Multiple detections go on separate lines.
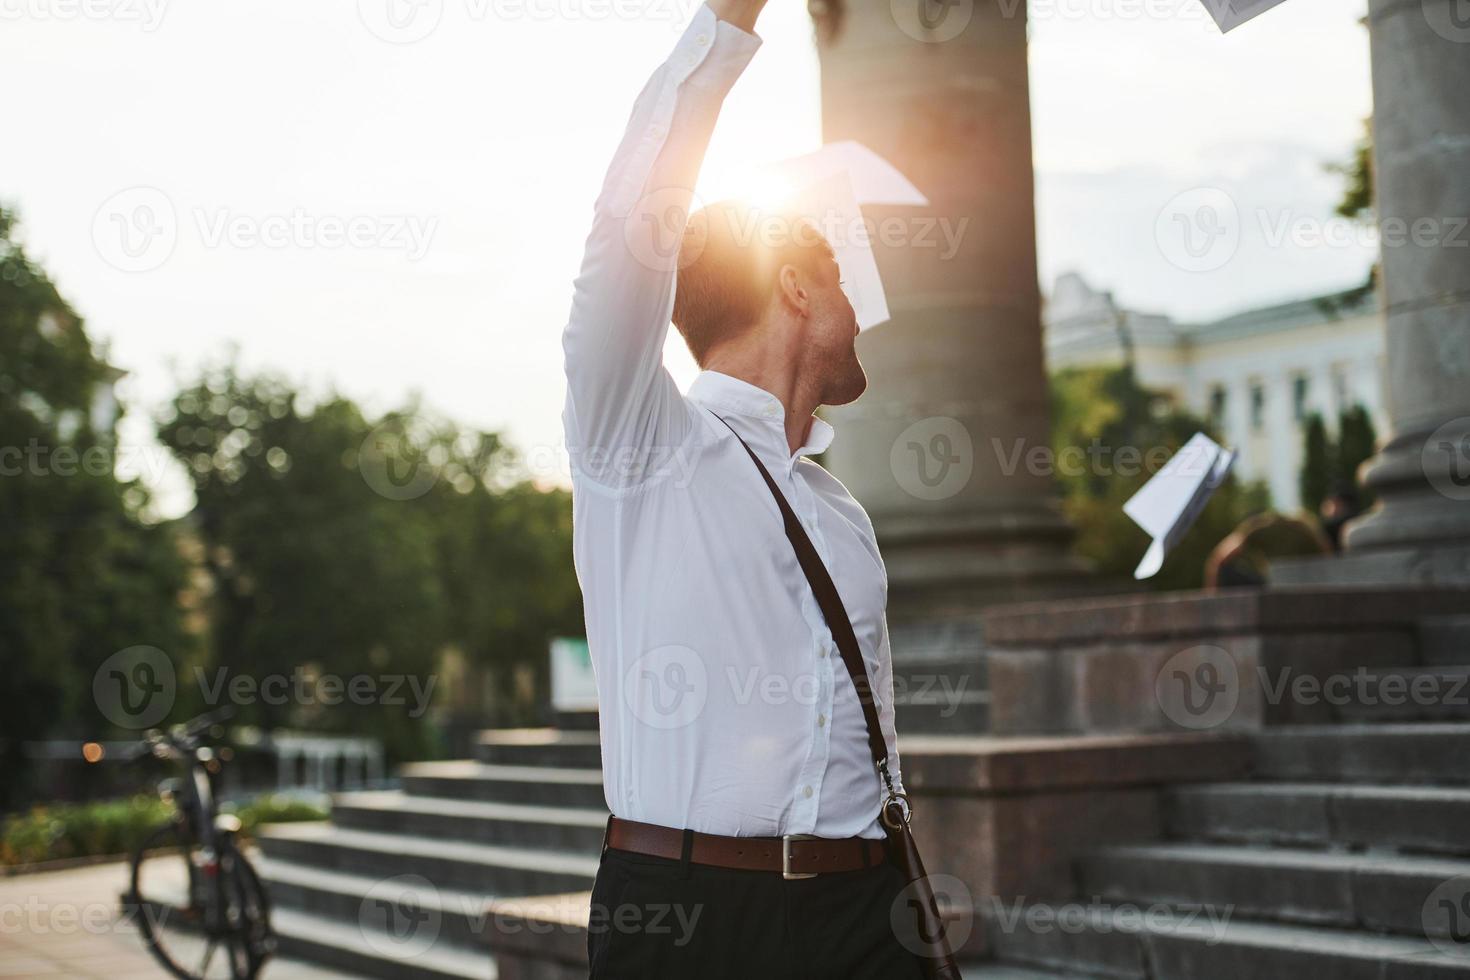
124, 708, 275, 980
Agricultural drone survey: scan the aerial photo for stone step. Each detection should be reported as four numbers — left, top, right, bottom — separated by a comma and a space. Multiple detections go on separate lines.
896, 689, 991, 734
1327, 666, 1470, 722
330, 791, 609, 852
259, 857, 494, 951
1078, 842, 1470, 937
1421, 616, 1470, 667
400, 761, 607, 809
1165, 782, 1470, 855
987, 902, 1470, 979
1251, 724, 1470, 784
271, 905, 493, 980
255, 822, 598, 897
474, 729, 603, 768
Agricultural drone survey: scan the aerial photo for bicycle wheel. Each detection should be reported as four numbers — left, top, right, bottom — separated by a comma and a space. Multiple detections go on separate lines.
128, 821, 273, 979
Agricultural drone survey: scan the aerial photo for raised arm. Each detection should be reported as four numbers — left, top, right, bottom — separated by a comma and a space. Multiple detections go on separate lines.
561, 1, 764, 488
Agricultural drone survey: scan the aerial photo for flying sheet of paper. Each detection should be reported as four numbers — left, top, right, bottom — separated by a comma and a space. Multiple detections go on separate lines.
751, 141, 927, 331
1123, 432, 1237, 580
1198, 0, 1291, 32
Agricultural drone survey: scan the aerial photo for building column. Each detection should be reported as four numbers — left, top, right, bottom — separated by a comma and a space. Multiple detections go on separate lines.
1342, 0, 1470, 562
1265, 371, 1300, 513
812, 0, 1090, 622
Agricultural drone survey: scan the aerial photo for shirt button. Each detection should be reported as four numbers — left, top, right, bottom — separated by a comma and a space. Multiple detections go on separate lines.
695, 33, 709, 45
817, 714, 826, 728
803, 786, 814, 799
649, 125, 664, 139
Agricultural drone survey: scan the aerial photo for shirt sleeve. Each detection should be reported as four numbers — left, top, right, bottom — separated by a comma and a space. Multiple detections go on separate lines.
562, 6, 762, 488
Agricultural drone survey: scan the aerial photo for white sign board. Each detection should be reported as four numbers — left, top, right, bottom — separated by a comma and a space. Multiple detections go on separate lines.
550, 637, 598, 713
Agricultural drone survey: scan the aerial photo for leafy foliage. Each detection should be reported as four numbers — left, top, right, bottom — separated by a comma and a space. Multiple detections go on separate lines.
1050, 365, 1270, 591
0, 208, 191, 807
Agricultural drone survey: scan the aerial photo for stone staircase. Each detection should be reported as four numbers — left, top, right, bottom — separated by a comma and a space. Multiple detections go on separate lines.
986, 634, 1470, 977
254, 729, 608, 979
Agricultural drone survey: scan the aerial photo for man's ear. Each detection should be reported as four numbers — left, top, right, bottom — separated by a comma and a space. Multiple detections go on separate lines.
777, 263, 808, 318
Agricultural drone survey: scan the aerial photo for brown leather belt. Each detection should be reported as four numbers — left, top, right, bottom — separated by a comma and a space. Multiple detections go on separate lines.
604, 816, 886, 880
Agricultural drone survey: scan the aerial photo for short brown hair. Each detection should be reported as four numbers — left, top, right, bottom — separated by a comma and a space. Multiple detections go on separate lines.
671, 202, 835, 364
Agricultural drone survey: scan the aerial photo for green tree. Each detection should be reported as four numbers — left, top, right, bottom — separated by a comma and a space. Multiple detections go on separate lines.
0, 207, 189, 805
1050, 365, 1269, 592
157, 364, 583, 757
1335, 404, 1378, 504
1300, 413, 1333, 515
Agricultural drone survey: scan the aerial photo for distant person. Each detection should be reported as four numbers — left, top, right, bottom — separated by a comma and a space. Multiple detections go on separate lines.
1318, 482, 1364, 553
1205, 512, 1331, 588
560, 2, 954, 978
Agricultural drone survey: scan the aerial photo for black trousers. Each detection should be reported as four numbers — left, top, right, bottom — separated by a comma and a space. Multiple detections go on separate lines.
586, 844, 928, 979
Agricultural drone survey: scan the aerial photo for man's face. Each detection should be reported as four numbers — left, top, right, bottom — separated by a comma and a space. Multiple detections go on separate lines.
803, 256, 866, 407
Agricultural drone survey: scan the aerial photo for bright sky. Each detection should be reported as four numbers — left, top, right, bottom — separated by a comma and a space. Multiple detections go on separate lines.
1, 0, 1373, 516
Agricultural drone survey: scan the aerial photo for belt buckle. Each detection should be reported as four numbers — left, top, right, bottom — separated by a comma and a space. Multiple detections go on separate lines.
782, 834, 819, 880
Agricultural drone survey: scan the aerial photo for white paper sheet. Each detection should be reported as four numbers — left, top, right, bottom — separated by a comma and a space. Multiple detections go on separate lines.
736, 142, 927, 331
1123, 432, 1237, 580
1198, 0, 1291, 32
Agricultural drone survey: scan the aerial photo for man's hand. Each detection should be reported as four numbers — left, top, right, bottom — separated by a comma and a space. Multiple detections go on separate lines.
706, 0, 767, 33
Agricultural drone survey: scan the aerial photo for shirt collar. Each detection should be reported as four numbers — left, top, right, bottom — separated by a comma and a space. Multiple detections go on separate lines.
687, 370, 835, 459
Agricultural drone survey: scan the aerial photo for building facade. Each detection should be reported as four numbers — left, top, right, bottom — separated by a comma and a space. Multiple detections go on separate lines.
1045, 273, 1387, 514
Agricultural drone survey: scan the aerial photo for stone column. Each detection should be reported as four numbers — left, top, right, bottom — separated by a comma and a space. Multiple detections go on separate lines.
812, 0, 1090, 622
1341, 0, 1470, 565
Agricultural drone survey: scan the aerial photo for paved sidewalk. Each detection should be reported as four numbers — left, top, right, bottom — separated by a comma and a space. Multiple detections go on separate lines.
0, 861, 359, 979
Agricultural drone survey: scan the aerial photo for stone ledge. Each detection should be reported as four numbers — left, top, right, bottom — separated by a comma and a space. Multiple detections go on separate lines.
984, 586, 1470, 647
900, 733, 1251, 794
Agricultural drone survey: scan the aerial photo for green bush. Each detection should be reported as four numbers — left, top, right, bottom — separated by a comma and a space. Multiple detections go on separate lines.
227, 795, 328, 835
0, 793, 327, 866
1, 796, 169, 866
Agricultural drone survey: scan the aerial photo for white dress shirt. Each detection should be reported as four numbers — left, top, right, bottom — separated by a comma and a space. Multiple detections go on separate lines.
560, 4, 903, 840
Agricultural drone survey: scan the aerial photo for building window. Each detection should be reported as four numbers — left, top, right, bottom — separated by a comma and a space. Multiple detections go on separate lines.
1292, 375, 1310, 422
1208, 386, 1228, 429
1250, 382, 1266, 432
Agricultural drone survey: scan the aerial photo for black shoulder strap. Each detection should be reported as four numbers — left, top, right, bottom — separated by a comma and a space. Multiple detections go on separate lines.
714, 416, 897, 797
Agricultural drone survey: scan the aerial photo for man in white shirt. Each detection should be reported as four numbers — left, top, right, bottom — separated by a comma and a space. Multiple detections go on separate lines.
562, 1, 923, 976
